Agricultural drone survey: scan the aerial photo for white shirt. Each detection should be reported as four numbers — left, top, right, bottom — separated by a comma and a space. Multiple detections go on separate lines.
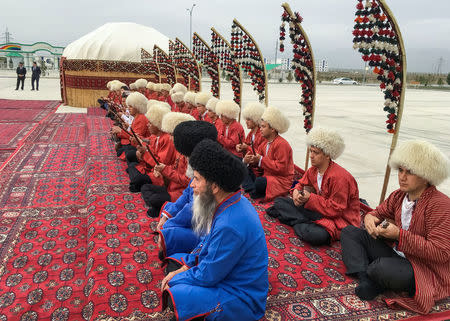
393, 195, 415, 258
317, 172, 324, 193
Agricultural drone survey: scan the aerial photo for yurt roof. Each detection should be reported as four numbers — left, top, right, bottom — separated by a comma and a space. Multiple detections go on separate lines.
63, 22, 169, 62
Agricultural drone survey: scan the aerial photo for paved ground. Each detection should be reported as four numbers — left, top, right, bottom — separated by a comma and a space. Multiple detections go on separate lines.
1, 76, 449, 206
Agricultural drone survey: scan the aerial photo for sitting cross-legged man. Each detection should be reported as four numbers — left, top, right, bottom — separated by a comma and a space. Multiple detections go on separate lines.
111, 92, 149, 159
141, 112, 195, 218
215, 100, 245, 158
340, 140, 450, 314
237, 102, 266, 193
184, 91, 199, 118
157, 121, 218, 259
243, 106, 293, 201
205, 97, 223, 133
267, 127, 360, 246
161, 139, 268, 321
195, 92, 212, 121
127, 103, 175, 192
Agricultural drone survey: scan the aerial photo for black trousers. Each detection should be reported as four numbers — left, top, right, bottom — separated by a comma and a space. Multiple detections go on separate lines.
16, 77, 25, 90
127, 162, 152, 192
341, 225, 415, 295
31, 76, 40, 90
164, 260, 205, 321
116, 144, 135, 158
141, 184, 171, 217
267, 197, 331, 245
244, 169, 267, 199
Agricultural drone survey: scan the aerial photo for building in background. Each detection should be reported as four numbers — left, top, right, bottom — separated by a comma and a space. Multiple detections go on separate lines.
316, 59, 329, 72
0, 42, 64, 70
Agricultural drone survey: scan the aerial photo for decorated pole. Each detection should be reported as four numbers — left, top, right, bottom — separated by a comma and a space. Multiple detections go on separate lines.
173, 38, 202, 92
231, 19, 268, 106
193, 32, 221, 98
153, 45, 177, 85
352, 0, 407, 204
140, 48, 161, 83
210, 27, 243, 116
280, 3, 317, 170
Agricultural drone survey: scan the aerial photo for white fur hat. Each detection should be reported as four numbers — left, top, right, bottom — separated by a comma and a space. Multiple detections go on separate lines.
106, 81, 113, 90
129, 82, 137, 90
215, 100, 240, 120
111, 81, 124, 91
306, 127, 345, 160
171, 92, 185, 103
195, 92, 212, 106
126, 92, 148, 114
161, 83, 172, 92
261, 106, 290, 134
147, 99, 161, 110
172, 83, 188, 95
206, 97, 219, 112
389, 140, 450, 186
145, 103, 171, 129
161, 112, 195, 134
184, 91, 197, 105
135, 78, 148, 89
153, 83, 162, 92
146, 81, 155, 90
242, 102, 265, 123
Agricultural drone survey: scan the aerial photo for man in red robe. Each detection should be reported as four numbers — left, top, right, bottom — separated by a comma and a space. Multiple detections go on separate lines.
141, 112, 195, 217
205, 97, 223, 133
243, 106, 293, 201
127, 103, 175, 192
215, 100, 245, 158
341, 140, 450, 314
135, 78, 148, 95
238, 102, 266, 192
267, 127, 360, 245
194, 92, 212, 122
183, 92, 198, 118
110, 92, 149, 159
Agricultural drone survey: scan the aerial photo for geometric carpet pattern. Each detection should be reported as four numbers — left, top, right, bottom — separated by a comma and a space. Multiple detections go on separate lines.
0, 99, 449, 321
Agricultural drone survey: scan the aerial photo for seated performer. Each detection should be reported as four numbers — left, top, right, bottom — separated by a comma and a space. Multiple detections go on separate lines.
161, 139, 268, 321
135, 78, 148, 95
205, 97, 223, 133
340, 140, 450, 314
127, 103, 175, 192
243, 106, 293, 201
238, 102, 266, 192
215, 100, 245, 158
170, 92, 184, 113
183, 91, 199, 119
160, 83, 174, 107
157, 121, 218, 258
141, 112, 195, 217
129, 82, 137, 91
194, 92, 212, 121
267, 127, 360, 245
111, 92, 149, 158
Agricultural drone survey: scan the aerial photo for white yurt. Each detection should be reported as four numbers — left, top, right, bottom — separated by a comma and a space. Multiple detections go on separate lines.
60, 22, 169, 107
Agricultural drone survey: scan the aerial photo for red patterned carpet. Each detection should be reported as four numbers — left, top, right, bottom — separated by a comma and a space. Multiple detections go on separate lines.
0, 99, 449, 321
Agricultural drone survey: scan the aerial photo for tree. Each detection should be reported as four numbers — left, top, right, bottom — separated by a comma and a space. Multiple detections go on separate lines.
286, 71, 293, 82
437, 78, 443, 86
447, 73, 450, 85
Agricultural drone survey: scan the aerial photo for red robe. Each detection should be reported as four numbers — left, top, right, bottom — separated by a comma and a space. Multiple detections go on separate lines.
199, 111, 210, 122
372, 187, 450, 314
212, 118, 224, 134
190, 108, 200, 120
116, 113, 149, 146
294, 161, 360, 240
161, 153, 190, 201
149, 92, 159, 100
136, 133, 177, 186
256, 135, 294, 202
166, 95, 175, 109
217, 120, 245, 157
244, 128, 266, 177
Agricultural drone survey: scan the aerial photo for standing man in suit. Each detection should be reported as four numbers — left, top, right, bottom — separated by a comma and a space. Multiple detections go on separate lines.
31, 62, 41, 91
15, 62, 26, 90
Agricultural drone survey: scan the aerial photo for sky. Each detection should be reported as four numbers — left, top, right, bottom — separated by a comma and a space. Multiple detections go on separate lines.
1, 0, 449, 73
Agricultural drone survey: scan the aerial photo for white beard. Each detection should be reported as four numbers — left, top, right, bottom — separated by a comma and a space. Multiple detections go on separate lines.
186, 163, 194, 179
191, 187, 217, 236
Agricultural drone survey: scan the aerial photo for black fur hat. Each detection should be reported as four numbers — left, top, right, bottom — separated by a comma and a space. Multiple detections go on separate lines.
173, 121, 218, 157
189, 139, 246, 192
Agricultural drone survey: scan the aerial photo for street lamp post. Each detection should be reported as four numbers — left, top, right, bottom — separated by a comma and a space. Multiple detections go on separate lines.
186, 4, 196, 50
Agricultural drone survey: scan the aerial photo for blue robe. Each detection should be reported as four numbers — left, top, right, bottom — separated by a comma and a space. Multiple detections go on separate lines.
166, 192, 269, 321
159, 182, 200, 257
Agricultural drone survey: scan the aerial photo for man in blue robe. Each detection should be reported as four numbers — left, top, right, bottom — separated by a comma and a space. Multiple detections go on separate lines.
156, 121, 218, 259
160, 139, 269, 321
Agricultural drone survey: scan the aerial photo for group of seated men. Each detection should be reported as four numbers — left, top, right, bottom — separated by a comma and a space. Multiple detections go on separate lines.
100, 79, 450, 320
